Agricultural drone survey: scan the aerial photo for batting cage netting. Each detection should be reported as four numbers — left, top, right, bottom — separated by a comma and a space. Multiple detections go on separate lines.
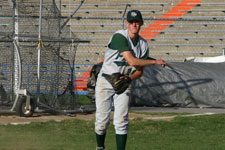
0, 0, 89, 116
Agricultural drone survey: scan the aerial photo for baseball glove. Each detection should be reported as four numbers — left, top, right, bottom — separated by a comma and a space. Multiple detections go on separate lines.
103, 73, 131, 94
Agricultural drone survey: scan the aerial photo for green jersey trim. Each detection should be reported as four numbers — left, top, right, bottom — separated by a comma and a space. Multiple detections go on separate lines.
141, 48, 149, 59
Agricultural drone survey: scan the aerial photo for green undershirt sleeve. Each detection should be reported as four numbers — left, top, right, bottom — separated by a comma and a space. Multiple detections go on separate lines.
109, 33, 129, 53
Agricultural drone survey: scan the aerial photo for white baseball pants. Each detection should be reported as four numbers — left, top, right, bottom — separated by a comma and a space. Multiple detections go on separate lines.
95, 76, 131, 135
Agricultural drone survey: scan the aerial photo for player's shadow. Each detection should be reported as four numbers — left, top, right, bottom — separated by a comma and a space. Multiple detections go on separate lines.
131, 63, 213, 107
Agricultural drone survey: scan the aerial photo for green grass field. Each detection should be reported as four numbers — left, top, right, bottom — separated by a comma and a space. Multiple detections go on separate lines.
1, 113, 225, 150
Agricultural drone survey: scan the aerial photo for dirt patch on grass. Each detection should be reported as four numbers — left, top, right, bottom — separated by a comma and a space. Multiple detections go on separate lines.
0, 112, 174, 125
129, 112, 174, 121
75, 112, 174, 121
0, 114, 73, 125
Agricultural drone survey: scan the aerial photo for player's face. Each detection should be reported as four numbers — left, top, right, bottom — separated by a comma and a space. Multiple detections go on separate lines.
126, 20, 143, 35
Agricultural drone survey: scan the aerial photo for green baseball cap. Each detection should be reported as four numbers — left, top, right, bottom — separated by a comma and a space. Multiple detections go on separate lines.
127, 10, 143, 22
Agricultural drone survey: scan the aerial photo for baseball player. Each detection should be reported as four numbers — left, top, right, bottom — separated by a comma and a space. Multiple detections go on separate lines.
95, 10, 167, 150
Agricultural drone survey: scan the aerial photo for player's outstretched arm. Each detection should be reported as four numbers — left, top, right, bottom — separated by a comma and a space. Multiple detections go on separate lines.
122, 51, 167, 67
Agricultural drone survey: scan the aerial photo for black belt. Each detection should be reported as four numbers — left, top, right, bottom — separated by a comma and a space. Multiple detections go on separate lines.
102, 73, 122, 77
102, 73, 109, 77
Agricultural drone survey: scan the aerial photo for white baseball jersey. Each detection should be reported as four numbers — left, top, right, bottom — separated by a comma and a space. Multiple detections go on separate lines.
99, 29, 149, 76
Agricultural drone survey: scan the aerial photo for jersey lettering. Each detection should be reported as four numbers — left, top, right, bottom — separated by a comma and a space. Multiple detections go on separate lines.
114, 61, 129, 66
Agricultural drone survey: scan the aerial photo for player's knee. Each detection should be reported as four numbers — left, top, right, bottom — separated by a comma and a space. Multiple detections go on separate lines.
114, 121, 129, 135
95, 122, 110, 135
115, 124, 129, 135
